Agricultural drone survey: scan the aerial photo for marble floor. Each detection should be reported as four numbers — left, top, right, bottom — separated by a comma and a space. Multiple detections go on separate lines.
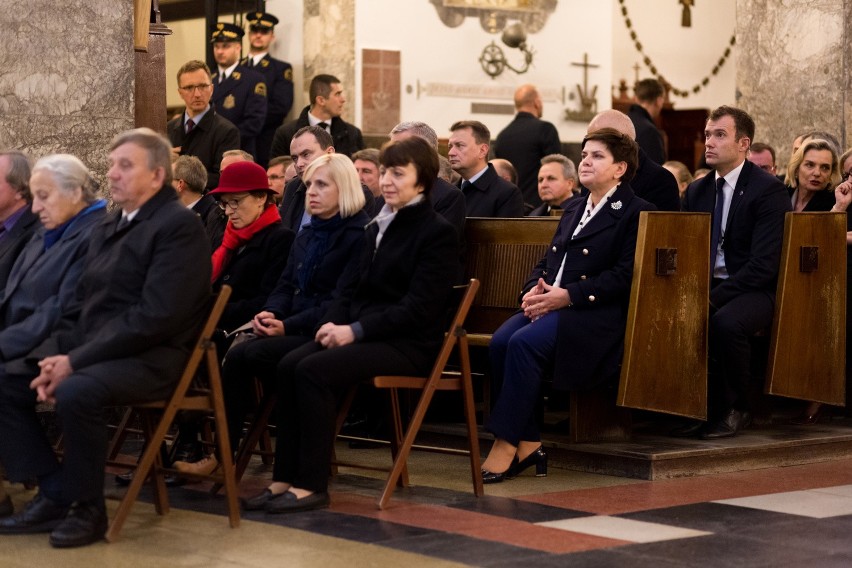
3, 443, 852, 567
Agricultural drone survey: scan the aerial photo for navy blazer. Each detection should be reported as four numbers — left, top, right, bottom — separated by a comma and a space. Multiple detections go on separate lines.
211, 65, 267, 157
0, 206, 39, 289
460, 163, 525, 218
682, 159, 791, 308
263, 210, 369, 336
524, 183, 655, 390
0, 205, 106, 362
167, 108, 240, 190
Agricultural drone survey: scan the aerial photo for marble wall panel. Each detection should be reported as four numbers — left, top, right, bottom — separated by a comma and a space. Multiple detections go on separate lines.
736, 0, 849, 169
303, 0, 356, 121
0, 1, 134, 181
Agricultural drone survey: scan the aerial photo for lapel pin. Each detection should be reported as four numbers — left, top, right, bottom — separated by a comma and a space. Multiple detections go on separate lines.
610, 200, 622, 210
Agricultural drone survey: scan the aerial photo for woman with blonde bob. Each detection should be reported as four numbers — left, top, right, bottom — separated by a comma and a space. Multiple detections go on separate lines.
786, 138, 841, 213
220, 153, 369, 459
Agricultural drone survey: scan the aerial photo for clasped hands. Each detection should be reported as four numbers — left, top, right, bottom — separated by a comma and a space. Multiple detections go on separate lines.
30, 355, 73, 403
252, 310, 285, 336
315, 322, 354, 348
521, 278, 571, 320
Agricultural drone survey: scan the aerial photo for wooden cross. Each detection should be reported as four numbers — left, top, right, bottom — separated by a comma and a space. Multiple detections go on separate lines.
680, 0, 694, 27
571, 53, 600, 96
633, 63, 641, 84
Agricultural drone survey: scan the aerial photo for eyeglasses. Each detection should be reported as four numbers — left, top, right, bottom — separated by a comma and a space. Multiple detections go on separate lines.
217, 195, 249, 211
178, 84, 212, 93
267, 174, 286, 181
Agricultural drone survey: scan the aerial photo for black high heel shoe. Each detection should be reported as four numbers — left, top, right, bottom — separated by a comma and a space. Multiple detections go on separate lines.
506, 446, 547, 479
481, 456, 518, 484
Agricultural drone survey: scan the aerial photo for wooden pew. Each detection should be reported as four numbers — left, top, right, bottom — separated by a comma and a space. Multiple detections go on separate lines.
766, 212, 847, 405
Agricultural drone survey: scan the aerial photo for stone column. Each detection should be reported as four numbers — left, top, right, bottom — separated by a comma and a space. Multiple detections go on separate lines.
0, 2, 134, 179
736, 0, 851, 169
302, 0, 356, 120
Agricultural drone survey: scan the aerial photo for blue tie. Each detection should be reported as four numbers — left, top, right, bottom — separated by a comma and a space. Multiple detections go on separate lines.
710, 177, 726, 272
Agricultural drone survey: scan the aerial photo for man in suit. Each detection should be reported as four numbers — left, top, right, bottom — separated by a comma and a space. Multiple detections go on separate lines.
0, 128, 211, 547
0, 151, 39, 288
449, 120, 524, 218
167, 60, 240, 190
493, 84, 562, 210
172, 154, 225, 250
210, 23, 267, 159
242, 11, 294, 168
587, 110, 681, 211
628, 78, 667, 165
748, 142, 778, 176
270, 74, 364, 160
528, 154, 578, 217
679, 106, 790, 439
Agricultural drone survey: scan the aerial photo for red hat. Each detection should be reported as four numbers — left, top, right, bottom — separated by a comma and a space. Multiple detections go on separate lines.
209, 161, 275, 195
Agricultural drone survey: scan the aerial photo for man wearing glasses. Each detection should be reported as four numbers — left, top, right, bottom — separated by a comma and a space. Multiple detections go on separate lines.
167, 60, 240, 190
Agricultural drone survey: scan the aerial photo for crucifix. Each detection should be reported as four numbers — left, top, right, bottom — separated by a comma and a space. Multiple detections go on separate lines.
680, 0, 694, 27
633, 62, 641, 84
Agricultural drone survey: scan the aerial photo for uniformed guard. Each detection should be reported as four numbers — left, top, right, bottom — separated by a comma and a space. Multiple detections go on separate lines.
242, 12, 294, 168
210, 22, 267, 159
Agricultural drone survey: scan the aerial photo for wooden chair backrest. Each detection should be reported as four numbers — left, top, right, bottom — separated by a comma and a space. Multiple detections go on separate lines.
766, 212, 847, 405
618, 212, 710, 420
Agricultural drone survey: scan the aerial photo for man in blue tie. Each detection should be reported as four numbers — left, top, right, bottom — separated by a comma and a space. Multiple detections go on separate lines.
679, 106, 790, 439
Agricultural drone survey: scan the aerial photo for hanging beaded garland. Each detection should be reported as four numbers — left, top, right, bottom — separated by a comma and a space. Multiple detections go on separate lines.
617, 0, 736, 98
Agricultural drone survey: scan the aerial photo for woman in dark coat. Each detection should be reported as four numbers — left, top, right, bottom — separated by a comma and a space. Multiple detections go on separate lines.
480, 128, 655, 483
786, 138, 840, 214
243, 136, 459, 513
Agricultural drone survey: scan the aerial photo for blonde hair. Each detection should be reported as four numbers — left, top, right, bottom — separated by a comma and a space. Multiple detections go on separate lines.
786, 138, 840, 190
303, 154, 366, 218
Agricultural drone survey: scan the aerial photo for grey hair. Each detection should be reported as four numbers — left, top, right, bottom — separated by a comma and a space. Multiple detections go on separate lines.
109, 127, 173, 185
0, 150, 33, 201
31, 154, 100, 203
390, 121, 439, 150
541, 154, 579, 185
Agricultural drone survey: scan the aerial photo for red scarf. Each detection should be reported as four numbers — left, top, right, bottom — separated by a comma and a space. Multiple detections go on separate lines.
211, 203, 281, 283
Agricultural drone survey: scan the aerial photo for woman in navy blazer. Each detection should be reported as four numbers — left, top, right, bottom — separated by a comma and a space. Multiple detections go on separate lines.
481, 128, 655, 483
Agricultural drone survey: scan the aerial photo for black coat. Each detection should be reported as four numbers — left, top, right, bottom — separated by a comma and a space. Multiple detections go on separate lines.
528, 197, 573, 217
787, 186, 836, 212
241, 54, 294, 167
269, 105, 365, 159
524, 184, 655, 389
628, 104, 666, 165
0, 205, 106, 362
167, 108, 240, 190
191, 194, 226, 251
683, 160, 791, 308
459, 163, 525, 218
211, 65, 267, 157
214, 222, 295, 332
263, 211, 369, 336
493, 111, 562, 208
0, 206, 39, 290
322, 200, 459, 372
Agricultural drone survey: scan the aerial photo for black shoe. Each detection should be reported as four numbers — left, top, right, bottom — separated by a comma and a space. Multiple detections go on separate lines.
506, 447, 547, 479
49, 501, 107, 548
481, 456, 518, 485
114, 469, 187, 488
242, 488, 279, 511
171, 440, 204, 464
701, 409, 752, 440
265, 491, 330, 514
0, 495, 13, 518
0, 493, 68, 534
670, 420, 705, 438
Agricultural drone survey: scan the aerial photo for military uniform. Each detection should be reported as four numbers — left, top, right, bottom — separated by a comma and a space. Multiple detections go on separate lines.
242, 54, 293, 167
211, 66, 267, 158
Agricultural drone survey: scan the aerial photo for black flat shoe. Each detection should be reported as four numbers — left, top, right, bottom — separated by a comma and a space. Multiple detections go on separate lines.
481, 456, 518, 485
701, 409, 752, 440
115, 469, 186, 487
0, 493, 68, 534
507, 447, 547, 479
265, 491, 330, 514
242, 488, 280, 511
49, 501, 107, 548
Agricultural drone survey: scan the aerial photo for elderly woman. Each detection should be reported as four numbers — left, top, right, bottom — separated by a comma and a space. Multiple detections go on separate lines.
243, 136, 459, 513
480, 128, 655, 483
786, 138, 841, 213
220, 153, 368, 452
0, 154, 106, 516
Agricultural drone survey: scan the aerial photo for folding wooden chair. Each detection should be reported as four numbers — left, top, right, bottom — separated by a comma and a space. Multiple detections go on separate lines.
335, 279, 484, 509
106, 285, 239, 542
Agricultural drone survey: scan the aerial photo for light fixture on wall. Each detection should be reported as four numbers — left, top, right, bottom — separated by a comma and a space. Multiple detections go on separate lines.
479, 22, 534, 79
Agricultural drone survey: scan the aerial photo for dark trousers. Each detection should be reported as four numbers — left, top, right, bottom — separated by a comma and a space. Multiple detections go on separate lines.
0, 357, 176, 505
709, 290, 775, 413
221, 334, 311, 447
485, 311, 557, 446
273, 341, 422, 493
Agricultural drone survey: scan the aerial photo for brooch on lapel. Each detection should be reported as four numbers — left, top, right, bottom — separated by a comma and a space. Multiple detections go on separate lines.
610, 200, 622, 210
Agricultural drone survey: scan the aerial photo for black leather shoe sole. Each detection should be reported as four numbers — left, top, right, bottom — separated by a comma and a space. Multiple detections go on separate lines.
265, 492, 330, 514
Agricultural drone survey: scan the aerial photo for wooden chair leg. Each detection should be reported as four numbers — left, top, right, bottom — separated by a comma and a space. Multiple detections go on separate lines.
331, 387, 357, 475
107, 407, 136, 461
386, 387, 409, 488
459, 338, 483, 497
146, 412, 170, 516
206, 349, 240, 528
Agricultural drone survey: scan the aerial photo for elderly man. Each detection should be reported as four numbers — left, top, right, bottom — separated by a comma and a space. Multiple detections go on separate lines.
167, 60, 240, 190
0, 128, 211, 547
528, 154, 578, 216
352, 148, 380, 197
0, 151, 39, 287
172, 154, 225, 250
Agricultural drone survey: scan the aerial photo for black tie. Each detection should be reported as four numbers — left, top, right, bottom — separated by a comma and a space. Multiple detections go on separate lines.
710, 177, 726, 271
185, 119, 195, 134
461, 180, 472, 192
317, 122, 329, 131
117, 215, 131, 231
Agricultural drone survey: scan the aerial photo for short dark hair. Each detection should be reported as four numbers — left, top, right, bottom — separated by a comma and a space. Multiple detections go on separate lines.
581, 127, 639, 183
450, 120, 491, 145
292, 125, 334, 150
309, 74, 340, 106
352, 148, 380, 168
177, 60, 212, 84
0, 150, 32, 201
634, 78, 664, 103
749, 142, 776, 164
708, 105, 755, 143
379, 137, 438, 198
